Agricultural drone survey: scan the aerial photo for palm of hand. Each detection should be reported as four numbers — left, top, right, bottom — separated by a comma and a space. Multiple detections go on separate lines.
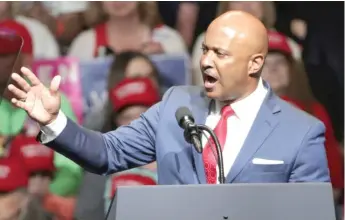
25, 84, 60, 125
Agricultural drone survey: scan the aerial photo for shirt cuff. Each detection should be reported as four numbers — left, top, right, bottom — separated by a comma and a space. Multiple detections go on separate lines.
40, 110, 67, 144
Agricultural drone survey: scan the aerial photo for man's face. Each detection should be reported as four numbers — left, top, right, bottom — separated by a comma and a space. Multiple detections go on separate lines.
200, 26, 251, 101
28, 175, 51, 197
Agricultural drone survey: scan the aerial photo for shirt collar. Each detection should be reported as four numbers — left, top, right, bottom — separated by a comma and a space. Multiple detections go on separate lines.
214, 78, 268, 121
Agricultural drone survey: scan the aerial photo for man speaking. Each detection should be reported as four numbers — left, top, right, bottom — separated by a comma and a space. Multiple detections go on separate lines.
7, 11, 329, 184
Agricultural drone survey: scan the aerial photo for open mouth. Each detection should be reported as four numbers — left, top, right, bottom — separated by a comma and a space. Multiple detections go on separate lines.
204, 74, 218, 89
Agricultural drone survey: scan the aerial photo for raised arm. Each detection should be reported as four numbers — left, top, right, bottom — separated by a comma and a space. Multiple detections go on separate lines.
40, 102, 160, 175
7, 67, 173, 175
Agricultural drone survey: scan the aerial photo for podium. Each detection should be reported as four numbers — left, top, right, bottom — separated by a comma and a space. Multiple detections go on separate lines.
110, 183, 336, 220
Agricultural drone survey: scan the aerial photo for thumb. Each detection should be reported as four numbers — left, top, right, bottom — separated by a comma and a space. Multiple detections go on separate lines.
50, 75, 61, 95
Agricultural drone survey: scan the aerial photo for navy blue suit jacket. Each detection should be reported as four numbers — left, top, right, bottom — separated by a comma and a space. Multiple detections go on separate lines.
41, 85, 330, 184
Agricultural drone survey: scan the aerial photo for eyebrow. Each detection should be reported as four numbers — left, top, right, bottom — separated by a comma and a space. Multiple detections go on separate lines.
202, 42, 229, 53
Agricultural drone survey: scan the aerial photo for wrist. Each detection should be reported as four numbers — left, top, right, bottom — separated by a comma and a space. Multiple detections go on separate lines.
46, 112, 59, 126
39, 110, 67, 143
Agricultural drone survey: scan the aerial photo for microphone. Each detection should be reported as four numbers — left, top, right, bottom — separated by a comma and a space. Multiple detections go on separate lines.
175, 107, 203, 153
175, 106, 226, 184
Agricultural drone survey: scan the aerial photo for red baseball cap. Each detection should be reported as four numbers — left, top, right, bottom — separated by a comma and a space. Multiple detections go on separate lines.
0, 156, 28, 192
110, 78, 160, 112
110, 173, 157, 197
0, 30, 23, 55
0, 20, 33, 55
9, 135, 55, 173
267, 30, 292, 56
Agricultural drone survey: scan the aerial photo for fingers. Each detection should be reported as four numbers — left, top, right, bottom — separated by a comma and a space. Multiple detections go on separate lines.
21, 67, 41, 86
11, 73, 31, 92
49, 75, 61, 94
7, 84, 27, 100
11, 98, 29, 112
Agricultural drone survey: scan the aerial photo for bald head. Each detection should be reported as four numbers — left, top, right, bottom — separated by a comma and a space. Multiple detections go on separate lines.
209, 11, 268, 56
200, 11, 268, 102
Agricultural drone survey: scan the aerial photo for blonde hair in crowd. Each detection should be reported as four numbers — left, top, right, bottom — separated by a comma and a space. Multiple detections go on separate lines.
284, 59, 316, 113
216, 1, 276, 28
83, 1, 162, 29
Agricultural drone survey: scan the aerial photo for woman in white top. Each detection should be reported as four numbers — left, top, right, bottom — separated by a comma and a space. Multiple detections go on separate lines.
15, 15, 60, 59
68, 1, 187, 60
192, 1, 302, 86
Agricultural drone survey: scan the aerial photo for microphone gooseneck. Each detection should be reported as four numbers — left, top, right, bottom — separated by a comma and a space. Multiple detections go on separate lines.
175, 107, 226, 184
197, 124, 225, 184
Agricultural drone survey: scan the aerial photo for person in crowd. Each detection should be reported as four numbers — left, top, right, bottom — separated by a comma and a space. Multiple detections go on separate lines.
0, 2, 83, 200
9, 134, 55, 198
191, 1, 302, 86
175, 2, 200, 49
158, 2, 219, 51
0, 1, 59, 60
9, 1, 60, 59
158, 2, 200, 49
0, 95, 81, 220
0, 156, 29, 220
261, 30, 344, 202
68, 1, 187, 60
303, 14, 344, 144
75, 78, 159, 220
15, 16, 60, 59
84, 51, 162, 131
0, 89, 83, 197
0, 96, 81, 220
0, 154, 54, 220
0, 1, 33, 69
107, 51, 161, 91
14, 1, 89, 51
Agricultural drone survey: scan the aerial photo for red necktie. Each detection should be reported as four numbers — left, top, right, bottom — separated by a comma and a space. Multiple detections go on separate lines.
203, 105, 234, 184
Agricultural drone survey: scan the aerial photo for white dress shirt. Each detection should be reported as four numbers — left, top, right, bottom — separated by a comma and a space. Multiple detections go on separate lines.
40, 78, 267, 179
203, 78, 267, 181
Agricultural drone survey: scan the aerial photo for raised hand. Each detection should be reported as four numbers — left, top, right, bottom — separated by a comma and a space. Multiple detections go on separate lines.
7, 67, 61, 125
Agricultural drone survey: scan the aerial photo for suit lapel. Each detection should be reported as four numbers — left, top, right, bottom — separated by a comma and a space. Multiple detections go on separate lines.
226, 89, 281, 183
190, 89, 211, 184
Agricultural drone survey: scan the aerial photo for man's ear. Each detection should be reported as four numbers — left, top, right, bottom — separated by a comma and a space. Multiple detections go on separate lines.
248, 54, 265, 76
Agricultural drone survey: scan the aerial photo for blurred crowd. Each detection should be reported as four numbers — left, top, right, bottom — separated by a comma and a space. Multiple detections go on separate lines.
0, 1, 343, 220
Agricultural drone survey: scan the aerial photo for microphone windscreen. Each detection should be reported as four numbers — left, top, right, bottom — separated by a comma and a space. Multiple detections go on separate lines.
175, 107, 193, 128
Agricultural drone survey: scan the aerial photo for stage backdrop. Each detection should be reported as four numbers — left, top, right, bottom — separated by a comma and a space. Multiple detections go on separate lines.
33, 54, 191, 122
